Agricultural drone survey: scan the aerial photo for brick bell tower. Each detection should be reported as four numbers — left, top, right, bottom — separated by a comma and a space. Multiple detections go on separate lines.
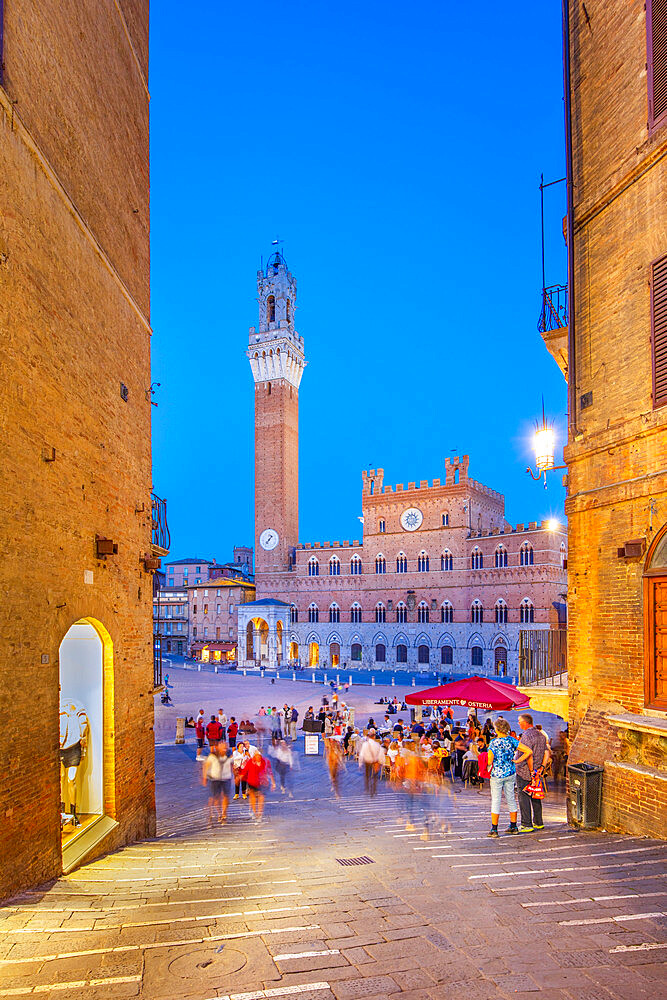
247, 250, 305, 581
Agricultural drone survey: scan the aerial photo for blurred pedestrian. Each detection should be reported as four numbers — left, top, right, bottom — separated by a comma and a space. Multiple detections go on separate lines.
227, 717, 238, 748
325, 737, 344, 798
359, 729, 385, 797
274, 739, 294, 796
240, 750, 276, 822
201, 744, 224, 826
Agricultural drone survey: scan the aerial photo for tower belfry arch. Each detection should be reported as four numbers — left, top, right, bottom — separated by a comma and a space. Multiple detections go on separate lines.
248, 251, 306, 582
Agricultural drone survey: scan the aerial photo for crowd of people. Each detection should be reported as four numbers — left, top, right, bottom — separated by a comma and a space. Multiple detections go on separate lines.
191, 704, 301, 826
323, 706, 569, 838
189, 695, 569, 839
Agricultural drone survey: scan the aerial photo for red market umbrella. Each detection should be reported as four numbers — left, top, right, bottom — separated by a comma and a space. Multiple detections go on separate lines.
405, 675, 530, 712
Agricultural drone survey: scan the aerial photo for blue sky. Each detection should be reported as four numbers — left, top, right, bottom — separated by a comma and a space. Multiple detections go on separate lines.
150, 1, 568, 563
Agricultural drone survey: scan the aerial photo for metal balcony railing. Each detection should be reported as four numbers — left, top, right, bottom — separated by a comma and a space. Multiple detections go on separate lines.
538, 283, 568, 333
151, 493, 170, 551
518, 628, 567, 687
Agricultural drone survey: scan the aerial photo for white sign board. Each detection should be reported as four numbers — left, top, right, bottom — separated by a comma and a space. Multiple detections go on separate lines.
304, 734, 320, 756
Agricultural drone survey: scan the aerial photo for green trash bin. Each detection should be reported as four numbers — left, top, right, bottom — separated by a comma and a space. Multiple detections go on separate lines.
568, 761, 604, 829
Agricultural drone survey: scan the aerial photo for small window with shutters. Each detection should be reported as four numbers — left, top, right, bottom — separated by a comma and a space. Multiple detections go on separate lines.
651, 253, 667, 408
647, 0, 667, 135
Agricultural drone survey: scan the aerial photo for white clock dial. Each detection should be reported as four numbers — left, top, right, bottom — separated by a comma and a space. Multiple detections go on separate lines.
259, 528, 279, 551
400, 507, 423, 532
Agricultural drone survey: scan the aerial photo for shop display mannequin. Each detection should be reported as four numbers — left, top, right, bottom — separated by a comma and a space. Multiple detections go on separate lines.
59, 699, 89, 827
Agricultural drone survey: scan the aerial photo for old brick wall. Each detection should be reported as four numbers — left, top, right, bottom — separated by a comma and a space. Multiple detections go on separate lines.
565, 0, 667, 832
0, 0, 154, 899
255, 380, 299, 581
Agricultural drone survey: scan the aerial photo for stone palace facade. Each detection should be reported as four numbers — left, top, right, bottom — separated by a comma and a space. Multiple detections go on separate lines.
238, 252, 567, 677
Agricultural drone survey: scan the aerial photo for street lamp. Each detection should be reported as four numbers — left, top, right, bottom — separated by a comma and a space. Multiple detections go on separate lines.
526, 402, 566, 488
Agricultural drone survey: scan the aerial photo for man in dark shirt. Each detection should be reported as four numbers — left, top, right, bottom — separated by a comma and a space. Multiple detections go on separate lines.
516, 713, 549, 831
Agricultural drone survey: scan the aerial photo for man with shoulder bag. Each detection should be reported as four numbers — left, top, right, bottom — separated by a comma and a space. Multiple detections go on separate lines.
516, 713, 549, 832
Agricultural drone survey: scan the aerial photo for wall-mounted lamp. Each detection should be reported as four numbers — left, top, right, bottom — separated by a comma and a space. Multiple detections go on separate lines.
526, 401, 566, 488
145, 382, 161, 406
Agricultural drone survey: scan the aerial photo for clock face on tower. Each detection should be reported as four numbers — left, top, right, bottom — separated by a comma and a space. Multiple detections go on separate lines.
259, 528, 279, 551
400, 507, 423, 531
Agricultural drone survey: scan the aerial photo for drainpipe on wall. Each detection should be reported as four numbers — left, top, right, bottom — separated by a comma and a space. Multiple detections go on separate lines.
562, 0, 577, 437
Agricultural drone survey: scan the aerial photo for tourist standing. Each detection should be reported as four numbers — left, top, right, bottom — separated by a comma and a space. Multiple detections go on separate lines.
289, 706, 298, 742
227, 717, 238, 748
515, 713, 549, 832
486, 719, 532, 838
195, 713, 206, 761
205, 715, 223, 749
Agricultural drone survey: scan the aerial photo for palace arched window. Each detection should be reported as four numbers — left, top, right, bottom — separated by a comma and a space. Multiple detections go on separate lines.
350, 603, 362, 623
290, 604, 298, 624
267, 295, 276, 323
471, 646, 483, 667
308, 603, 319, 623
375, 554, 386, 574
471, 600, 484, 624
441, 601, 453, 623
417, 601, 430, 623
351, 642, 362, 661
308, 557, 319, 577
329, 556, 340, 576
471, 547, 483, 570
350, 554, 362, 575
375, 643, 386, 662
442, 512, 449, 526
418, 644, 430, 664
441, 549, 453, 571
396, 643, 408, 663
495, 545, 508, 568
379, 519, 386, 533
329, 603, 340, 623
396, 602, 407, 623
560, 542, 567, 568
520, 543, 534, 566
396, 552, 408, 573
441, 644, 453, 665
519, 597, 535, 625
495, 599, 508, 624
417, 551, 430, 572
520, 598, 535, 623
375, 603, 386, 624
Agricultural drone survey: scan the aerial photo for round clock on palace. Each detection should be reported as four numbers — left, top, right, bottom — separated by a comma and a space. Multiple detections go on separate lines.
259, 528, 279, 551
400, 507, 423, 531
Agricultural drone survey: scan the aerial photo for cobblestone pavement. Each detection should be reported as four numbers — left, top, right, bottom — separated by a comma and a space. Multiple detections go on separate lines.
1, 739, 665, 999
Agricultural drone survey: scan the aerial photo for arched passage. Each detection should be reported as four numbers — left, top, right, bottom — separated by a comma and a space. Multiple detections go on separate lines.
246, 617, 269, 662
308, 641, 320, 667
329, 641, 340, 667
59, 618, 115, 845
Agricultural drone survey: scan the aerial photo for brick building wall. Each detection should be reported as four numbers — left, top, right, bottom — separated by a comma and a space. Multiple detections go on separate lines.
253, 458, 567, 674
0, 0, 156, 897
557, 0, 667, 835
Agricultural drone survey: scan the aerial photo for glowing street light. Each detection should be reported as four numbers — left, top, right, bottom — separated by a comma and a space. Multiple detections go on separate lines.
527, 401, 566, 488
